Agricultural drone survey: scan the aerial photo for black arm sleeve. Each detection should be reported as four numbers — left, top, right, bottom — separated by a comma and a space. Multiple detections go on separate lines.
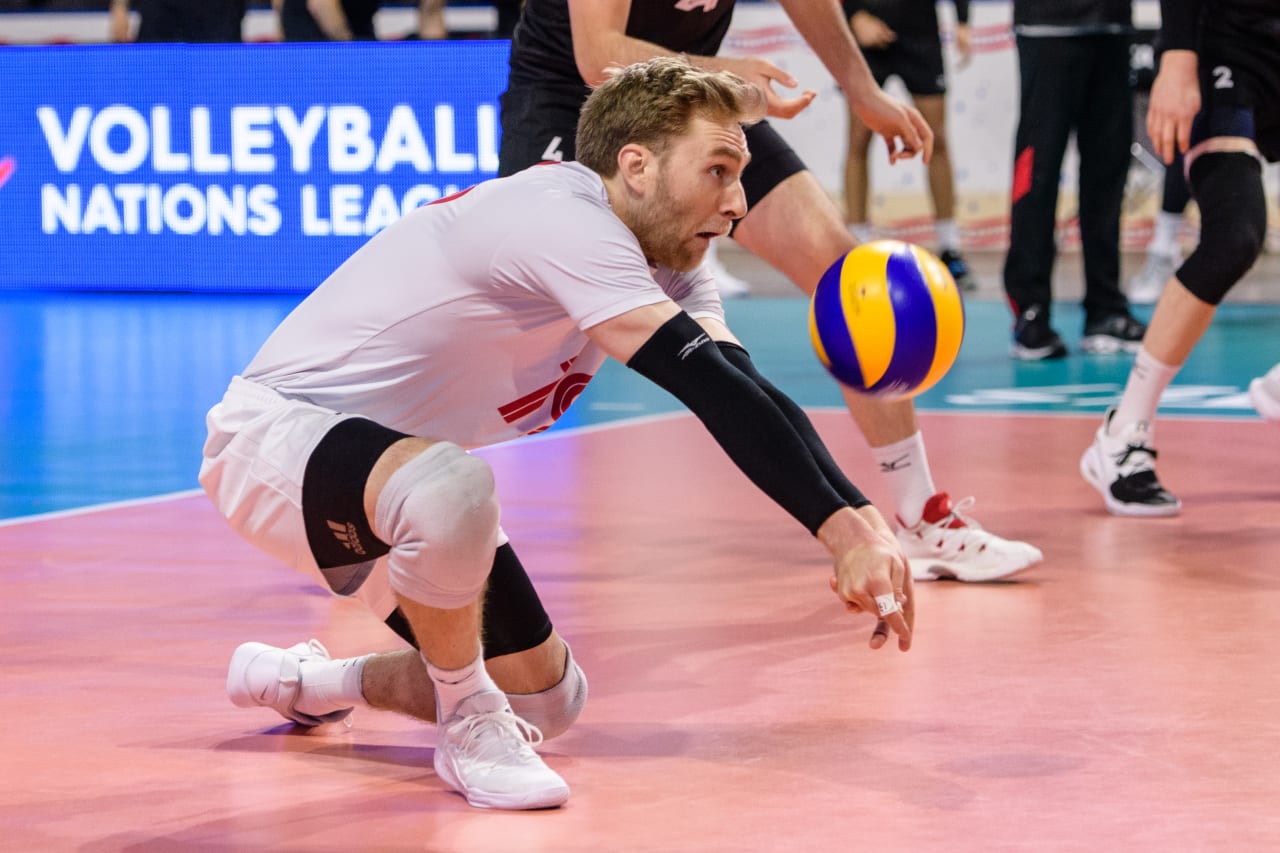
953, 0, 970, 26
1159, 0, 1200, 52
626, 312, 852, 536
715, 341, 870, 510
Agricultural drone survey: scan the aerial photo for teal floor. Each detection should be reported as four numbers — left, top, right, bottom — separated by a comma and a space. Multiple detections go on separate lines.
1, 291, 1275, 520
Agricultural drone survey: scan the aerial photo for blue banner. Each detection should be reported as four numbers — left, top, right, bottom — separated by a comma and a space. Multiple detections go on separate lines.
0, 41, 510, 291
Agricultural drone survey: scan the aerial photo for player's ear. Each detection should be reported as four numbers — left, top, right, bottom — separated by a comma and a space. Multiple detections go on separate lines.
616, 143, 653, 193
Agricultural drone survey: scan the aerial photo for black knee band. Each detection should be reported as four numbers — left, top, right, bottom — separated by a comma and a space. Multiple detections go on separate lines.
383, 543, 553, 658
1177, 152, 1266, 305
481, 543, 554, 658
302, 417, 408, 592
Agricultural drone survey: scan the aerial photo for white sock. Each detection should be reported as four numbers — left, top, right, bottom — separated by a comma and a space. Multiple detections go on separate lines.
425, 652, 499, 721
869, 432, 937, 527
935, 219, 960, 252
1149, 212, 1182, 258
1112, 348, 1180, 437
295, 654, 371, 717
849, 222, 874, 244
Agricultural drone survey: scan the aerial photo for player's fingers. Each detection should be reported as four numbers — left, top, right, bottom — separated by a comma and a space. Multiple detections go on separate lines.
768, 90, 816, 120
885, 609, 912, 650
871, 590, 912, 651
1157, 121, 1177, 165
901, 571, 916, 639
869, 618, 890, 649
1176, 116, 1193, 156
760, 63, 798, 90
912, 109, 935, 164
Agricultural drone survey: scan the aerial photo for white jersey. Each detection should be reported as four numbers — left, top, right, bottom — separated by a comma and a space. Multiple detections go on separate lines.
244, 162, 723, 448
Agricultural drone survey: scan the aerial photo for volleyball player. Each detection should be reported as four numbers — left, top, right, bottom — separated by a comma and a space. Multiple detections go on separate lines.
205, 58, 912, 810
1081, 0, 1279, 516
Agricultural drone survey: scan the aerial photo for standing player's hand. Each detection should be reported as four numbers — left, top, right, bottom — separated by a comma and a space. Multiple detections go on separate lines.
819, 507, 914, 651
850, 11, 896, 49
849, 87, 934, 165
712, 55, 817, 120
1147, 50, 1200, 164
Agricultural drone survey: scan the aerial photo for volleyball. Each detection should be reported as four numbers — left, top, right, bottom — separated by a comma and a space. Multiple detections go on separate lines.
809, 240, 965, 398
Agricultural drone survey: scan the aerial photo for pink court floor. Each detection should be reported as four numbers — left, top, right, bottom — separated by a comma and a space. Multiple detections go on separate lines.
4, 411, 1279, 851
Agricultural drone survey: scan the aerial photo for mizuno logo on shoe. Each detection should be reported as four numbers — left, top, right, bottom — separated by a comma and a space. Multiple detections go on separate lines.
326, 519, 366, 556
678, 333, 710, 360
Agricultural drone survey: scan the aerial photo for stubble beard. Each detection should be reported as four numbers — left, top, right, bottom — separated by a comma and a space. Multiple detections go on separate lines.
630, 173, 705, 273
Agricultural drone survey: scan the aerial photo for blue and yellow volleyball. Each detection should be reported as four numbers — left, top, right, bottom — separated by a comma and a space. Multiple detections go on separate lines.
809, 240, 965, 398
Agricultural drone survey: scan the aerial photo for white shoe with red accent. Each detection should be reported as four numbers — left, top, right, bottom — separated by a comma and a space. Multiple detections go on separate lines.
896, 493, 1043, 582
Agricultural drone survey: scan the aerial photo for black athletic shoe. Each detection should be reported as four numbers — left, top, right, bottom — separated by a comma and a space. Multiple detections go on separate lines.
939, 248, 978, 292
1079, 408, 1181, 516
1081, 312, 1146, 354
1011, 305, 1068, 360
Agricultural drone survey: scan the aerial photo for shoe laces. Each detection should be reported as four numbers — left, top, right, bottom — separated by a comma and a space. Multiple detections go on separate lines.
1105, 416, 1160, 478
446, 708, 545, 768
904, 496, 995, 557
1111, 440, 1159, 478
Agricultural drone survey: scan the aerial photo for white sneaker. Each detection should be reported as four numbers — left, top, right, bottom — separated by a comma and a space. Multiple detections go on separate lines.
1079, 408, 1181, 517
704, 241, 751, 298
1127, 251, 1178, 305
1248, 364, 1280, 421
434, 690, 570, 810
897, 493, 1043, 582
227, 639, 354, 726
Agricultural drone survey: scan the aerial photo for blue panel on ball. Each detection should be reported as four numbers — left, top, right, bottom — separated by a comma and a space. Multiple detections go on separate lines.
812, 259, 866, 389
869, 248, 938, 395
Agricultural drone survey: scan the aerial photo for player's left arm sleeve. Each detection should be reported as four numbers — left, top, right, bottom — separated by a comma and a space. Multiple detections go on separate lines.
715, 341, 870, 511
953, 0, 970, 26
626, 312, 864, 535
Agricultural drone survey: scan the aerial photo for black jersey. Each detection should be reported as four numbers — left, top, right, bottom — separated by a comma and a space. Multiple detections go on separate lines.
842, 0, 969, 38
1159, 0, 1280, 51
508, 0, 738, 91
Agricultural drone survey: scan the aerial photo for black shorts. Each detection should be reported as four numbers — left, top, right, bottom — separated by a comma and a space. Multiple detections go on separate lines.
498, 83, 807, 215
497, 82, 588, 177
863, 32, 947, 97
1193, 28, 1280, 162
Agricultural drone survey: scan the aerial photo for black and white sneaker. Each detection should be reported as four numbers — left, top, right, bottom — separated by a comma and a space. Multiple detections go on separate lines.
1081, 312, 1146, 355
1011, 305, 1068, 360
939, 248, 978, 292
1079, 408, 1181, 517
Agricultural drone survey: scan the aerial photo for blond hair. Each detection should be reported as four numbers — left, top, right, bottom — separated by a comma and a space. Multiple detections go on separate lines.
575, 56, 765, 177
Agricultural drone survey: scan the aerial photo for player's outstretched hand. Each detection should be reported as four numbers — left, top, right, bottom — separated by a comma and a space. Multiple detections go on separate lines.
818, 506, 914, 651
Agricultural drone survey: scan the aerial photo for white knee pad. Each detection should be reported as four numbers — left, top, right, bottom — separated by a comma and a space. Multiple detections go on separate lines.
506, 642, 588, 740
374, 442, 501, 609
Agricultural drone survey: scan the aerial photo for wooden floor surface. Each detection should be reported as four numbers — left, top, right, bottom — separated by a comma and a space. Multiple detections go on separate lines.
3, 411, 1278, 851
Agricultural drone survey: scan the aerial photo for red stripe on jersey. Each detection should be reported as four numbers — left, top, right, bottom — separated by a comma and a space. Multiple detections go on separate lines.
498, 380, 556, 422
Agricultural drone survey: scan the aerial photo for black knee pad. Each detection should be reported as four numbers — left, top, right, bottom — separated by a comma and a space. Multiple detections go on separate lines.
1177, 152, 1266, 305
